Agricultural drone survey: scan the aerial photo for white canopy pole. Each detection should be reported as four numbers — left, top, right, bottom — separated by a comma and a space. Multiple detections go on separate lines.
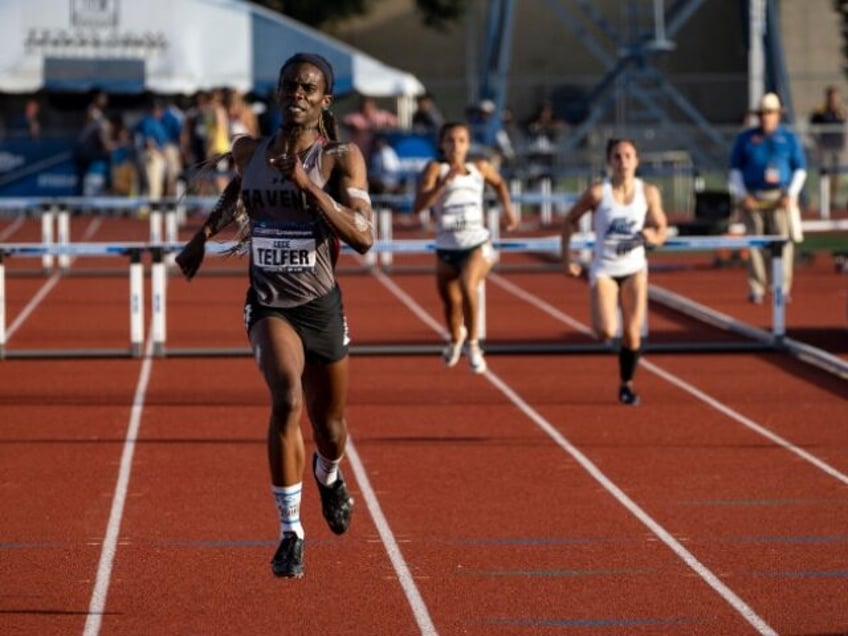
748, 0, 766, 111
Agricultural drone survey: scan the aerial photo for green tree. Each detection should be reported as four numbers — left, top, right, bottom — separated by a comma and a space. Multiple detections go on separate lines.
251, 0, 466, 30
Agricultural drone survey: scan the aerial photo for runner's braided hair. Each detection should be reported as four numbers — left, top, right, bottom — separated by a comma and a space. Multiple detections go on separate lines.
200, 173, 243, 238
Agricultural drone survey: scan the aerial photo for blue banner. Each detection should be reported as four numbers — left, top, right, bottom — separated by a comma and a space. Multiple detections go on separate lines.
0, 136, 78, 197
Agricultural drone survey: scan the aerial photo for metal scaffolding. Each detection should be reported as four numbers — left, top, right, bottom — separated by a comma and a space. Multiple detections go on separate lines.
474, 0, 791, 169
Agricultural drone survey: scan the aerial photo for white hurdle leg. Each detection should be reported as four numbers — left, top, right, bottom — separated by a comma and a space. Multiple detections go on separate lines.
487, 207, 500, 263
540, 177, 552, 226
151, 247, 167, 357
477, 280, 487, 342
149, 205, 163, 244
0, 252, 6, 359
819, 169, 831, 220
510, 178, 523, 223
771, 246, 785, 338
364, 207, 381, 268
56, 207, 71, 272
165, 207, 178, 267
379, 208, 393, 268
578, 213, 592, 264
175, 179, 187, 226
41, 205, 55, 272
129, 249, 145, 358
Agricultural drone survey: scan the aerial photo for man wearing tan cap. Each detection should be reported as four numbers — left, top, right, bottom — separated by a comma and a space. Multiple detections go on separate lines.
728, 92, 807, 303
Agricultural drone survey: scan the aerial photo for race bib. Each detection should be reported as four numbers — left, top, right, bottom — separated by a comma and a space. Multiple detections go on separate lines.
252, 236, 316, 272
440, 213, 467, 231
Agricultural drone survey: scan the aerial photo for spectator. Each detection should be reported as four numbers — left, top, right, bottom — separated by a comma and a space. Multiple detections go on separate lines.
9, 96, 43, 139
523, 99, 566, 178
226, 89, 260, 139
134, 99, 169, 204
411, 92, 444, 136
342, 94, 398, 156
159, 98, 186, 198
729, 92, 807, 304
184, 91, 211, 168
109, 117, 139, 197
467, 99, 515, 170
809, 85, 846, 208
368, 133, 404, 195
73, 90, 113, 195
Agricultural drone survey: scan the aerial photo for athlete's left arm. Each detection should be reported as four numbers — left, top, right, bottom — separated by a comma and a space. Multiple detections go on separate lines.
476, 159, 518, 230
288, 142, 375, 255
641, 183, 668, 247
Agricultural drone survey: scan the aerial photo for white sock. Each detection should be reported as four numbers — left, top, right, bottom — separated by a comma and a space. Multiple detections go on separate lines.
271, 483, 304, 539
314, 452, 341, 486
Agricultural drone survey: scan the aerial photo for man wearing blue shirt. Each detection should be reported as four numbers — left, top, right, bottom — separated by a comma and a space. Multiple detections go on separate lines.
728, 92, 807, 303
135, 99, 169, 205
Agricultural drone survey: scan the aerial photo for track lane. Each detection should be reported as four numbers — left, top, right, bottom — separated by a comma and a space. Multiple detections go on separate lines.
1, 217, 846, 635
352, 265, 847, 634
0, 358, 147, 636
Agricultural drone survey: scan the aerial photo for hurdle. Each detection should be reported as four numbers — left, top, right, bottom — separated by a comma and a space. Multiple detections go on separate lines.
0, 242, 147, 359
0, 231, 815, 361
144, 233, 792, 358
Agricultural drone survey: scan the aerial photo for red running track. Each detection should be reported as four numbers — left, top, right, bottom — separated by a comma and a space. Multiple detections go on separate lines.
1, 216, 847, 635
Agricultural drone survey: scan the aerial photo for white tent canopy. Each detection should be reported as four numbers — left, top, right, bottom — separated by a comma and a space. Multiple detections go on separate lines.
0, 0, 425, 99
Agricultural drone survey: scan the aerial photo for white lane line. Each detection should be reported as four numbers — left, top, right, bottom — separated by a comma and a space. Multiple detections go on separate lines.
345, 439, 438, 636
490, 273, 848, 486
0, 216, 26, 240
5, 217, 103, 340
347, 260, 439, 635
372, 269, 777, 636
2, 213, 135, 636
83, 335, 154, 636
642, 360, 848, 486
485, 369, 777, 635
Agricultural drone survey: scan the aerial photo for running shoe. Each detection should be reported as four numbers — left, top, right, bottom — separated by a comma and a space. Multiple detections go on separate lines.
442, 325, 468, 367
467, 341, 487, 374
313, 453, 354, 535
271, 531, 304, 578
618, 385, 640, 406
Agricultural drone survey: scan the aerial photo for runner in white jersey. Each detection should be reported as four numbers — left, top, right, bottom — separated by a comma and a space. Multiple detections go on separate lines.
414, 122, 517, 373
560, 138, 668, 405
176, 53, 373, 579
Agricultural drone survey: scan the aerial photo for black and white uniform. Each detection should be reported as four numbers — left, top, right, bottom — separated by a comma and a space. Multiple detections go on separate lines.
432, 162, 492, 265
240, 136, 349, 362
590, 178, 648, 285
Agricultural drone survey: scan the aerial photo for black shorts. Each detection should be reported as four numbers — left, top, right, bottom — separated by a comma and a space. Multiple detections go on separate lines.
243, 285, 349, 364
436, 242, 486, 271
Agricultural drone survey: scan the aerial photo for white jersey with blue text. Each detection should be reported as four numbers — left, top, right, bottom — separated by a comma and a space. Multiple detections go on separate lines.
590, 178, 648, 279
432, 162, 490, 250
241, 137, 337, 308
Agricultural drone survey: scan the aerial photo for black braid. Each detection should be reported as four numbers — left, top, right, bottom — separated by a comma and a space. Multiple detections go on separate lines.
320, 109, 339, 141
201, 174, 242, 237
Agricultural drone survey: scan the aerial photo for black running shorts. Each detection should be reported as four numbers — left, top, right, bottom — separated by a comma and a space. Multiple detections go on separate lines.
243, 284, 350, 364
435, 241, 487, 271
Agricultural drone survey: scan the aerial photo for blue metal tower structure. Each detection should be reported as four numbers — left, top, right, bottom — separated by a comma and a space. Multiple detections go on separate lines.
475, 0, 791, 169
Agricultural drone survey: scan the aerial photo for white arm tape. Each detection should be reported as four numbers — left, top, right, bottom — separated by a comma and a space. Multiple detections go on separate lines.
347, 187, 371, 206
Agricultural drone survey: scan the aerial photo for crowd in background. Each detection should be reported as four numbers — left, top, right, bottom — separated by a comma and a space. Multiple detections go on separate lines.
59, 86, 574, 203
68, 87, 268, 202
3, 83, 845, 212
